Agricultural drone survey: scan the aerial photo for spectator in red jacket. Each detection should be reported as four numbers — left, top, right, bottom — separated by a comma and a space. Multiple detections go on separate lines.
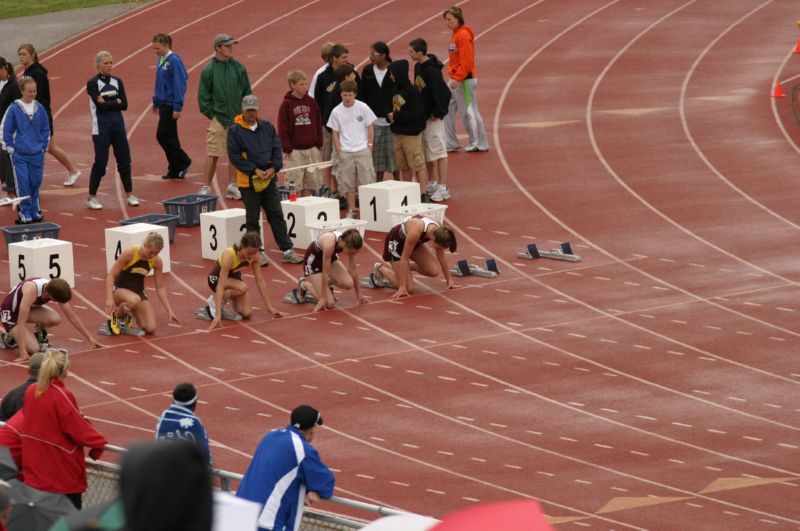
277, 70, 323, 198
21, 348, 107, 509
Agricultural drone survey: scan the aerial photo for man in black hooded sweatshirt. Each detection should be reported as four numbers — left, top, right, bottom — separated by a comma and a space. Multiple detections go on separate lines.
387, 59, 430, 200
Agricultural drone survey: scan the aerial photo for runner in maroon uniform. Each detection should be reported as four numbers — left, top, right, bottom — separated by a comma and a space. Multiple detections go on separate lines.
373, 215, 458, 298
0, 278, 101, 363
299, 228, 365, 312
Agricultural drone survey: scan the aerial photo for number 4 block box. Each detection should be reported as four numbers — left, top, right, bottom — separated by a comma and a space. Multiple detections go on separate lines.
358, 181, 420, 232
9, 238, 75, 288
104, 223, 171, 274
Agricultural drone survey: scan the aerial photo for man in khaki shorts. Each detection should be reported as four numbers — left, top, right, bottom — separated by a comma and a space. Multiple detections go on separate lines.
277, 70, 323, 197
198, 34, 252, 200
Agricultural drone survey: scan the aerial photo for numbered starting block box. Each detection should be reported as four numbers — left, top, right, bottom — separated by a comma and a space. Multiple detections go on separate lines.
104, 223, 171, 274
386, 203, 447, 227
307, 218, 368, 243
9, 238, 74, 288
450, 259, 500, 278
281, 196, 339, 249
200, 208, 264, 261
358, 181, 420, 232
518, 242, 581, 262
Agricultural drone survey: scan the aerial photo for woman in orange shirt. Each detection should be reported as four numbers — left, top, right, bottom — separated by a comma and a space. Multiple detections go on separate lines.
443, 6, 489, 152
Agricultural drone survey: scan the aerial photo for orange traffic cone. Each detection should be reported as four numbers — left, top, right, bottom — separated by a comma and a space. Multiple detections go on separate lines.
772, 82, 786, 98
795, 39, 800, 54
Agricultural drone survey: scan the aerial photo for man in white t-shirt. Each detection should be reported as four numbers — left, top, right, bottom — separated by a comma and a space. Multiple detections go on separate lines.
326, 80, 376, 218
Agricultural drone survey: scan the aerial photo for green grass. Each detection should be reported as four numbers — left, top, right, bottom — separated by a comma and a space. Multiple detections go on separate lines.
0, 0, 138, 20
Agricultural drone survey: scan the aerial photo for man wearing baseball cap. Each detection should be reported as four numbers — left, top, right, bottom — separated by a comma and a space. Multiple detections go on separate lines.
236, 405, 335, 531
154, 383, 212, 466
198, 33, 251, 201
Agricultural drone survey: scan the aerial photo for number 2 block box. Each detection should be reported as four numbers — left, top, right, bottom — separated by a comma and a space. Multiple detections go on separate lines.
358, 181, 421, 232
280, 197, 339, 249
104, 223, 171, 274
9, 238, 75, 288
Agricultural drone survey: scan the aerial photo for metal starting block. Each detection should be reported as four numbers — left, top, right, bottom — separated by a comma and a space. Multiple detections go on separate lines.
97, 323, 145, 336
450, 259, 499, 278
195, 307, 243, 321
360, 275, 394, 289
517, 242, 580, 262
282, 289, 319, 304
0, 195, 29, 207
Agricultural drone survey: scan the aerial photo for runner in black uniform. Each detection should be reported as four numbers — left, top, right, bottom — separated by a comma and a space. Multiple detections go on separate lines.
105, 232, 179, 335
207, 232, 286, 330
298, 228, 365, 312
373, 215, 458, 298
0, 278, 101, 362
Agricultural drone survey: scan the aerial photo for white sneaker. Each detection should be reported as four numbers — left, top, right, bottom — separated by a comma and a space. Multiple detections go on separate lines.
429, 186, 450, 202
226, 183, 242, 200
347, 210, 356, 219
64, 170, 81, 186
127, 195, 140, 206
206, 295, 217, 318
426, 181, 438, 195
87, 197, 102, 210
372, 262, 384, 286
198, 185, 211, 195
259, 251, 269, 267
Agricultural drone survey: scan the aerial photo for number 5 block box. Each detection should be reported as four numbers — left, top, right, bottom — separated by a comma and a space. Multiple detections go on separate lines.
9, 238, 75, 288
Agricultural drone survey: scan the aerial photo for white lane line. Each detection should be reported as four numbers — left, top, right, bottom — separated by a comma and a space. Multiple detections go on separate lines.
470, 382, 489, 387
742, 435, 763, 442
332, 390, 347, 395
462, 496, 480, 502
100, 381, 116, 386
437, 376, 457, 381
426, 489, 446, 495
489, 423, 507, 428
456, 416, 475, 422
636, 415, 657, 421
208, 366, 225, 372
504, 464, 522, 469
594, 443, 614, 449
220, 334, 239, 339
537, 471, 555, 477
633, 344, 652, 350
575, 479, 592, 485
704, 466, 722, 472
129, 387, 147, 392
391, 481, 410, 487
301, 384, 318, 390
668, 459, 685, 465
630, 450, 650, 457
402, 443, 420, 449
707, 429, 727, 435
600, 408, 619, 414
406, 370, 424, 375
672, 422, 692, 428
363, 396, 380, 402
470, 457, 486, 463
559, 437, 578, 443
437, 450, 454, 456
356, 474, 375, 480
599, 338, 618, 344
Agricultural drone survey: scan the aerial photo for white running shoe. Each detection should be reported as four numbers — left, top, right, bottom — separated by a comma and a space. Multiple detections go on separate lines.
372, 262, 384, 286
259, 251, 269, 267
226, 183, 242, 200
426, 181, 438, 195
206, 294, 217, 318
198, 185, 211, 196
127, 195, 140, 206
64, 170, 81, 186
429, 186, 450, 202
87, 197, 103, 210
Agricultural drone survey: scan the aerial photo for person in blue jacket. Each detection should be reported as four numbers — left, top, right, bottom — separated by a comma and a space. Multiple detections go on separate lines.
237, 405, 335, 531
0, 77, 49, 224
154, 382, 212, 466
152, 33, 191, 181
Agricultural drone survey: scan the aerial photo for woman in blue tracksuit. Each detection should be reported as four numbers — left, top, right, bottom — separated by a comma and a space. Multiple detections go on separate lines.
151, 33, 191, 180
0, 77, 49, 224
86, 51, 139, 210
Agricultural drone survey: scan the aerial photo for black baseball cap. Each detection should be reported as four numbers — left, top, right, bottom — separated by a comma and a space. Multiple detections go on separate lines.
291, 405, 323, 430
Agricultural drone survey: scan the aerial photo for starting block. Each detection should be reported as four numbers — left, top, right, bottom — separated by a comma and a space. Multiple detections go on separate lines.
450, 259, 499, 278
517, 242, 581, 262
282, 289, 319, 304
195, 307, 243, 321
97, 322, 145, 337
359, 275, 394, 289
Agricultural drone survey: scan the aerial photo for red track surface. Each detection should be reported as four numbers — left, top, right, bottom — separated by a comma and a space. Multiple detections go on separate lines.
1, 0, 799, 528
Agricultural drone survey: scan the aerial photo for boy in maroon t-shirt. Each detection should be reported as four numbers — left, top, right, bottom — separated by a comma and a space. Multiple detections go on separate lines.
277, 70, 323, 197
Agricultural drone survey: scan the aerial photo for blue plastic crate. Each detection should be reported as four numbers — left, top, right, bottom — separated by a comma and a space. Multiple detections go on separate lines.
120, 213, 179, 243
1, 222, 61, 246
161, 194, 218, 227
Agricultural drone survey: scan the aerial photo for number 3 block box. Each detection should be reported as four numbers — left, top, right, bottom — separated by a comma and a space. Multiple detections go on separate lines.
358, 181, 421, 232
9, 238, 75, 288
281, 197, 339, 249
104, 223, 171, 274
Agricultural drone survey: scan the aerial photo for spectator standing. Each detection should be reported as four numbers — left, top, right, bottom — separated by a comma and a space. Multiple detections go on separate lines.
442, 6, 489, 152
409, 38, 452, 201
314, 44, 351, 196
0, 351, 45, 421
228, 95, 302, 265
360, 41, 396, 181
237, 405, 335, 531
86, 51, 139, 210
17, 44, 82, 185
0, 412, 23, 474
277, 70, 323, 198
198, 34, 251, 199
0, 77, 49, 224
152, 33, 192, 181
310, 42, 334, 102
387, 60, 430, 197
21, 349, 107, 509
327, 80, 376, 218
0, 58, 21, 203
155, 383, 212, 465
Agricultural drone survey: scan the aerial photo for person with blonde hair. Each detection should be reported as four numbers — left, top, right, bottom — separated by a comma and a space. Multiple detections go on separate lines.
0, 278, 102, 363
21, 348, 107, 509
105, 232, 179, 335
86, 50, 138, 210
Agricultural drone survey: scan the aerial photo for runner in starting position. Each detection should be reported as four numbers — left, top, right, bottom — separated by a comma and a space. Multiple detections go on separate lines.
297, 228, 365, 312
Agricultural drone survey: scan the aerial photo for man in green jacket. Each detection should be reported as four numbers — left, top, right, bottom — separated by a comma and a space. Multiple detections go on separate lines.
197, 34, 251, 200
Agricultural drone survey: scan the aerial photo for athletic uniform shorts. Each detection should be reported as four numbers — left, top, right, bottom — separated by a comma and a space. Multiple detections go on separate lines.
302, 244, 338, 276
208, 271, 243, 292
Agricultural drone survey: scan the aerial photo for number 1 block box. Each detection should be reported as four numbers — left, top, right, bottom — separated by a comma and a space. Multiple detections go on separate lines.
280, 197, 339, 249
9, 238, 75, 288
358, 181, 421, 232
104, 223, 171, 274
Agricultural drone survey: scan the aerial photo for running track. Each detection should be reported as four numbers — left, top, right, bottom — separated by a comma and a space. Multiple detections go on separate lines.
0, 1, 799, 528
